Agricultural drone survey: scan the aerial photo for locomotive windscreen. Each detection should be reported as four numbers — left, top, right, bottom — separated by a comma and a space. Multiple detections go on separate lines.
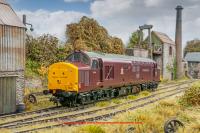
66, 52, 90, 65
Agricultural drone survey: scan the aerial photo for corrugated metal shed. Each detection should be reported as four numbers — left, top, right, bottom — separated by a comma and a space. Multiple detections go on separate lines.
185, 52, 200, 62
0, 0, 25, 114
0, 0, 24, 27
0, 1, 25, 72
152, 31, 175, 45
0, 0, 8, 4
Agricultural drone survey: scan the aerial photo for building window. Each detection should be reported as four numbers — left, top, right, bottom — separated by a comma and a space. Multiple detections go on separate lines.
169, 46, 172, 55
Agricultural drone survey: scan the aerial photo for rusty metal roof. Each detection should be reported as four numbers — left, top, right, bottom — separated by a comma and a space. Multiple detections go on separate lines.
0, 0, 25, 27
152, 31, 175, 45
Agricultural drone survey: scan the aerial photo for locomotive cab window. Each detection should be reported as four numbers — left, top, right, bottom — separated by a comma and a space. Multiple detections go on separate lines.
91, 60, 99, 69
66, 52, 90, 65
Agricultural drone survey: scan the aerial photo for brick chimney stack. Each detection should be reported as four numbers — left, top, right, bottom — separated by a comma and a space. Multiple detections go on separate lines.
175, 5, 183, 79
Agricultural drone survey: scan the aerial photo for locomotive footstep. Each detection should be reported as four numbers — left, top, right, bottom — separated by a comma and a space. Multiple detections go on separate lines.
164, 118, 184, 133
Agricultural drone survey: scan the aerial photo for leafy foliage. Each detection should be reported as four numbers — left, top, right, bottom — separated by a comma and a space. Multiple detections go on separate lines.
26, 34, 70, 67
127, 30, 141, 48
25, 34, 71, 78
184, 39, 200, 56
127, 30, 148, 49
66, 16, 124, 54
26, 17, 125, 78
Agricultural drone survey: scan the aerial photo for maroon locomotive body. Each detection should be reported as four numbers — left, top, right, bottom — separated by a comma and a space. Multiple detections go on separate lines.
47, 51, 160, 106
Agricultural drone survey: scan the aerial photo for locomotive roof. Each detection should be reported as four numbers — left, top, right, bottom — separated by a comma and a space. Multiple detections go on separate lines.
84, 51, 155, 63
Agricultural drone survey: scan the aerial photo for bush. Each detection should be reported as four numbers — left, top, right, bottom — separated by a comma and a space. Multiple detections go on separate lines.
25, 59, 40, 78
179, 82, 200, 106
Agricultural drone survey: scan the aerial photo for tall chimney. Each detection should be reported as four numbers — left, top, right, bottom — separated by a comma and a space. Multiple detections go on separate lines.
175, 5, 183, 79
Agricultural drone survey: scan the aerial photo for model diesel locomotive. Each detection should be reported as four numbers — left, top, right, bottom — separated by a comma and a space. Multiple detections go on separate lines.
46, 51, 160, 106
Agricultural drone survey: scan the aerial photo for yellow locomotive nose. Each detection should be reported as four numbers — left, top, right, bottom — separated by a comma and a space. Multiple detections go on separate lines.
48, 62, 79, 93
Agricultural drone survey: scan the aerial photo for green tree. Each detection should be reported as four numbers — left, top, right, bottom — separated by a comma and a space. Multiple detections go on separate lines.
66, 16, 124, 54
26, 34, 71, 67
127, 30, 141, 48
184, 39, 200, 56
111, 37, 124, 54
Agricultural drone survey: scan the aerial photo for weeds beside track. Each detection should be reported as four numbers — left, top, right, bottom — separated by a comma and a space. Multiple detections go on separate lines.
0, 80, 196, 132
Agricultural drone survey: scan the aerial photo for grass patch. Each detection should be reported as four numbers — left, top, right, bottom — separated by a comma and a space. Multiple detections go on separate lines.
139, 91, 150, 97
111, 99, 122, 104
25, 100, 54, 111
96, 101, 110, 107
127, 95, 138, 100
75, 125, 105, 133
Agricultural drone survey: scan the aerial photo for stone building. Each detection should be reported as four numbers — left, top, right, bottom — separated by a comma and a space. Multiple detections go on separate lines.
151, 31, 176, 80
185, 52, 200, 79
0, 0, 26, 114
125, 48, 148, 58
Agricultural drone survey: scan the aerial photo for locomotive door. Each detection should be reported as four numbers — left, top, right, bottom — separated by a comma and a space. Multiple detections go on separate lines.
90, 59, 100, 86
153, 64, 155, 80
98, 58, 103, 82
132, 62, 140, 81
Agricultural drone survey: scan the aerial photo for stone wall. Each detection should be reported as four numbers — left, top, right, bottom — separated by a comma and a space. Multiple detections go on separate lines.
188, 62, 200, 79
163, 43, 176, 79
16, 71, 25, 105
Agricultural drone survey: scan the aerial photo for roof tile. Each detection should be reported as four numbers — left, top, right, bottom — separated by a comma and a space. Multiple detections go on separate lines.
153, 31, 175, 45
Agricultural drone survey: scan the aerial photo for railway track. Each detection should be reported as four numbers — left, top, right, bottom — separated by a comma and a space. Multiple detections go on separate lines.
0, 80, 194, 121
14, 86, 190, 133
24, 80, 189, 104
0, 80, 195, 132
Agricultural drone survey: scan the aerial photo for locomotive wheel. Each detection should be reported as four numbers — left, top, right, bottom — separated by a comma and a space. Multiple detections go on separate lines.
164, 119, 184, 133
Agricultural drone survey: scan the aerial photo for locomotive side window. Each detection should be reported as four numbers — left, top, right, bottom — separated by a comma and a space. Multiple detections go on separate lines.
91, 60, 99, 69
